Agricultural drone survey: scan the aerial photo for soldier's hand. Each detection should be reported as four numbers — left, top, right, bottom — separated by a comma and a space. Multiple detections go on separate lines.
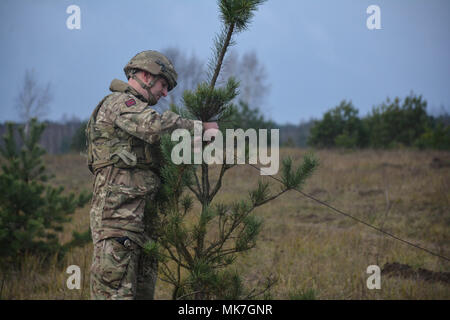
193, 134, 202, 153
203, 122, 219, 144
203, 122, 219, 131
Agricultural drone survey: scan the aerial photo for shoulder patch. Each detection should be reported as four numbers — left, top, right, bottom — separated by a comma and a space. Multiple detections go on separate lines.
125, 98, 136, 107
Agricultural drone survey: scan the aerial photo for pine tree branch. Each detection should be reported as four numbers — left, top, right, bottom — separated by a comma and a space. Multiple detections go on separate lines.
164, 245, 190, 269
201, 163, 210, 203
175, 290, 206, 300
164, 232, 195, 268
210, 22, 235, 89
252, 189, 288, 208
192, 169, 202, 198
176, 250, 182, 299
205, 188, 287, 257
195, 161, 212, 257
205, 212, 241, 257
205, 247, 246, 267
187, 185, 202, 203
177, 243, 195, 268
208, 163, 232, 202
159, 261, 178, 285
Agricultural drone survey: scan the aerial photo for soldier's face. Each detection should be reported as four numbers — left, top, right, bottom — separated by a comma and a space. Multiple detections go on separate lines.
149, 77, 169, 101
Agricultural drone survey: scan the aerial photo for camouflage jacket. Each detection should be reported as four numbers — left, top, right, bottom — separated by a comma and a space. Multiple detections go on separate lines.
88, 79, 199, 246
87, 79, 197, 173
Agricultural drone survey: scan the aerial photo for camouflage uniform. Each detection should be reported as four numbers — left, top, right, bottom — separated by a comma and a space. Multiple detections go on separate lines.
88, 78, 197, 300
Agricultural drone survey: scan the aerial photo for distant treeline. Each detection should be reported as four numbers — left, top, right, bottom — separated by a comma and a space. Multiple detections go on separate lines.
307, 93, 450, 150
0, 120, 82, 154
1, 93, 449, 153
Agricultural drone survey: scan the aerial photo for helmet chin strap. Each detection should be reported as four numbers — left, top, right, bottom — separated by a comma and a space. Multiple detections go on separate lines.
131, 73, 158, 106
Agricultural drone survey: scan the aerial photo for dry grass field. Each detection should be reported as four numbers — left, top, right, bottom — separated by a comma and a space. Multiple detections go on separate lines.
1, 148, 449, 299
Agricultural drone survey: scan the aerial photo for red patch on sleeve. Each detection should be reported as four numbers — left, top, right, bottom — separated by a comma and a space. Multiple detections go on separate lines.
125, 99, 136, 107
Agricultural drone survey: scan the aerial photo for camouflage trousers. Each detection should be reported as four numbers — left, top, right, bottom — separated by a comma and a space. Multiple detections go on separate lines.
90, 236, 158, 300
89, 166, 161, 300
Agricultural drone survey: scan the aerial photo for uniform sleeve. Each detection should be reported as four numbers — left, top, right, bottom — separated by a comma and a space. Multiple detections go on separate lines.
114, 106, 201, 145
161, 110, 201, 132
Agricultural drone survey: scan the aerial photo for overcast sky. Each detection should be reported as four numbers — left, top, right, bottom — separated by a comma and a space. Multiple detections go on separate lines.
0, 0, 449, 125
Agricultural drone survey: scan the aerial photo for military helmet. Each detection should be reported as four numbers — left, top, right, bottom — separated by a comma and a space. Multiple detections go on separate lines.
124, 50, 177, 91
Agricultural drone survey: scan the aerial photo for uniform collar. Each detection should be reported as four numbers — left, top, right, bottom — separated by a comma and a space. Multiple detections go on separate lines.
109, 79, 148, 103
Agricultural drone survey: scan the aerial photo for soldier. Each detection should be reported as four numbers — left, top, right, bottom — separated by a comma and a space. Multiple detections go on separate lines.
86, 50, 218, 299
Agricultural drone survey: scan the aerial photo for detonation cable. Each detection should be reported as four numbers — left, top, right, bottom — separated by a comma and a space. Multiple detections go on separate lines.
247, 163, 450, 262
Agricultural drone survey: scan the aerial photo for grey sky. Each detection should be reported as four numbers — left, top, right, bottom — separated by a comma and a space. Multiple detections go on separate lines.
0, 0, 449, 124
